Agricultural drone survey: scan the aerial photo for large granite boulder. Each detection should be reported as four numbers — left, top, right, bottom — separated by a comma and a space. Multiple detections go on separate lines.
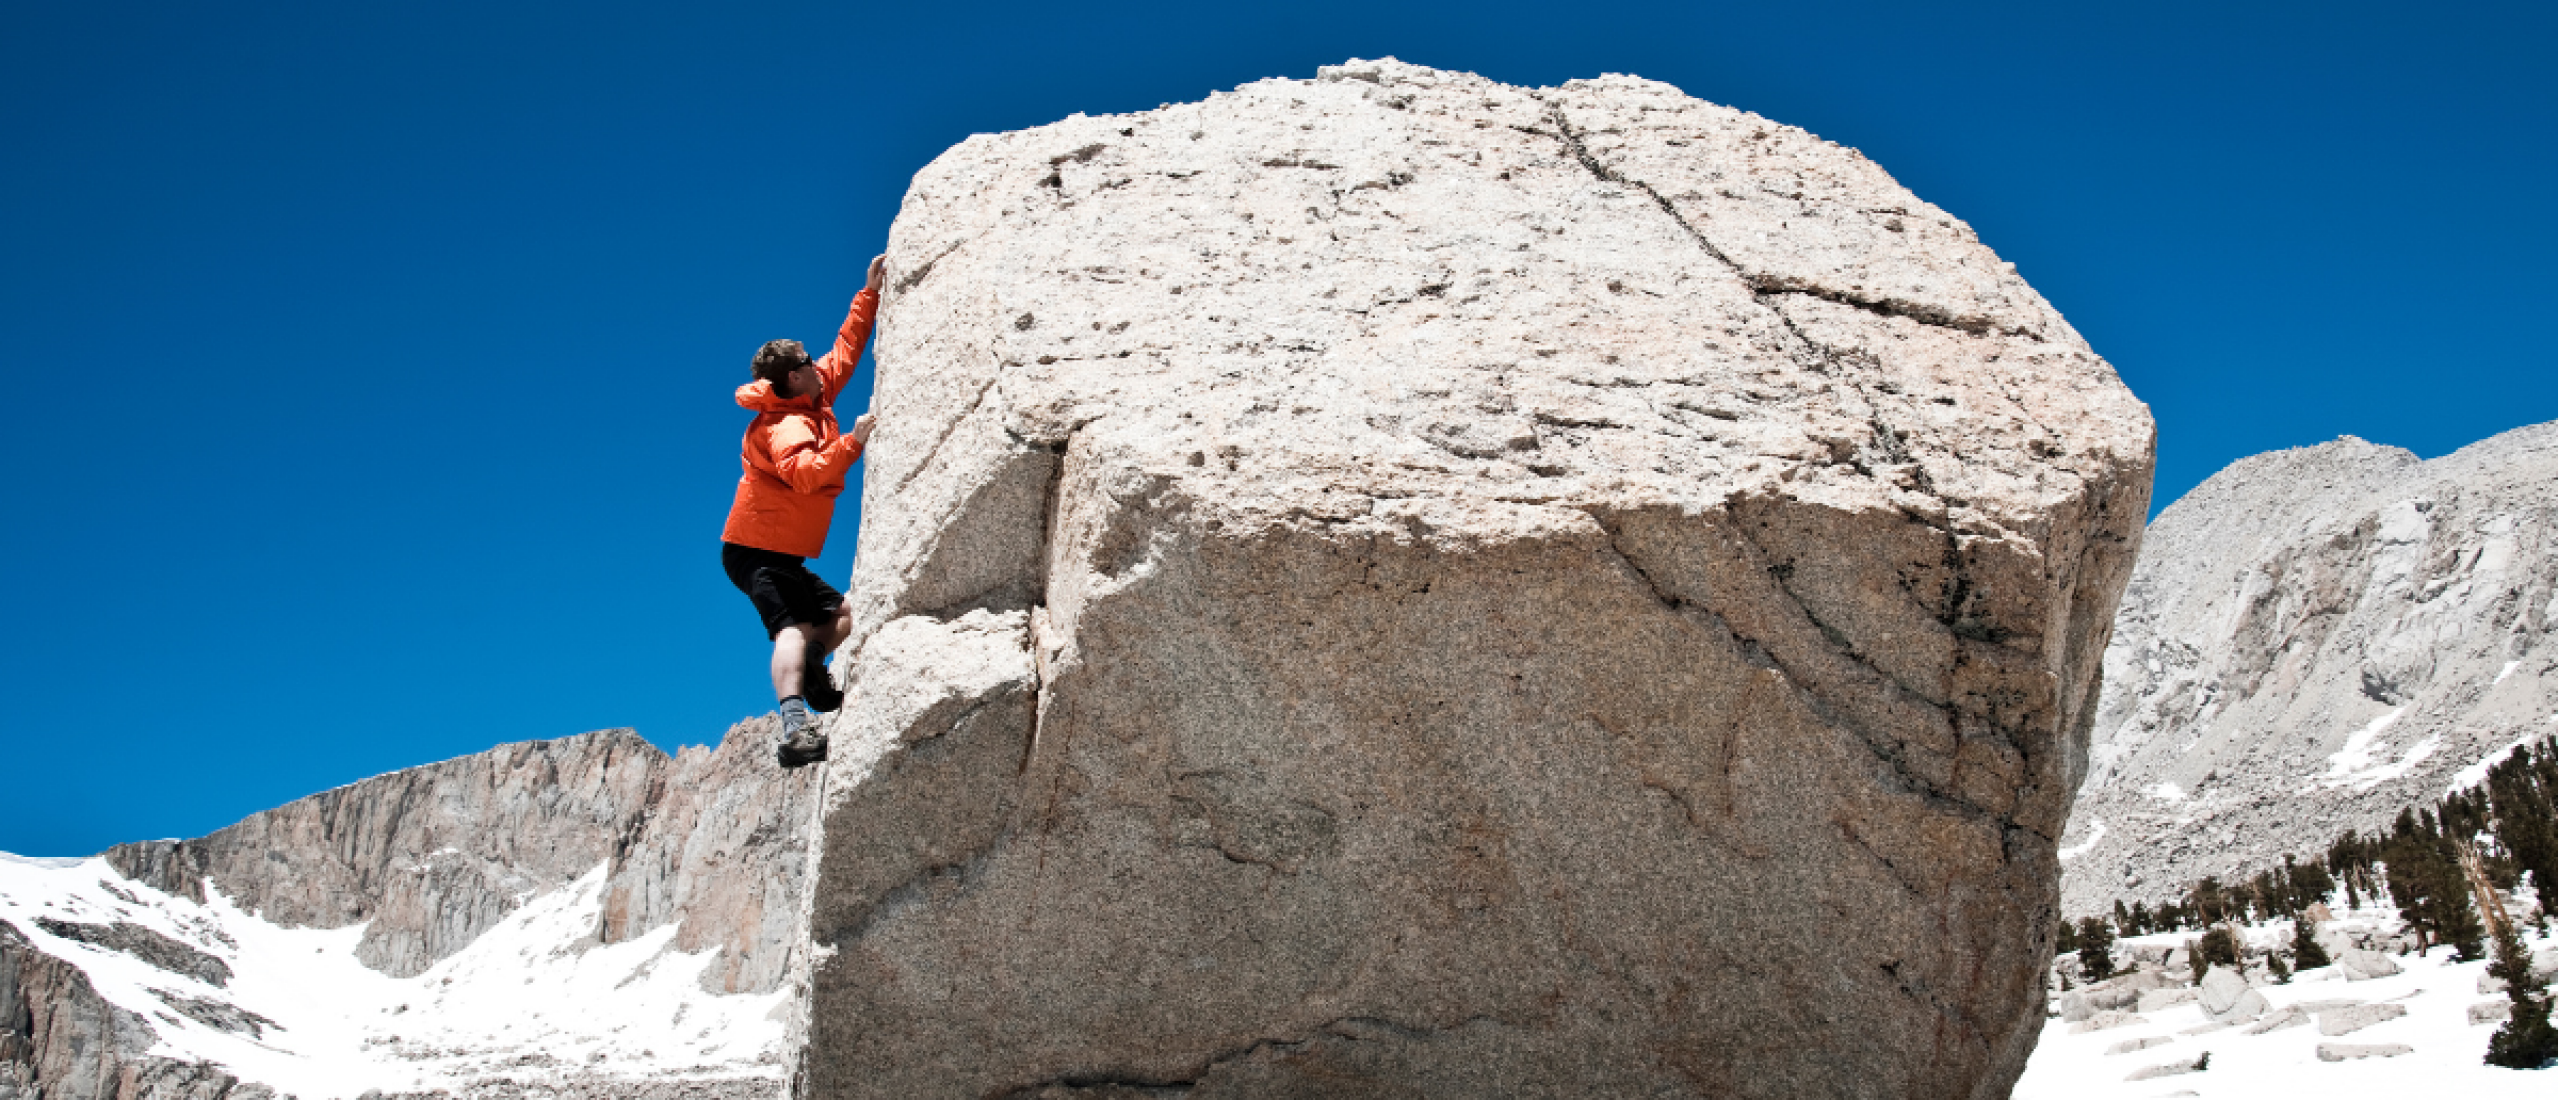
801, 58, 2153, 1099
2198, 965, 2269, 1023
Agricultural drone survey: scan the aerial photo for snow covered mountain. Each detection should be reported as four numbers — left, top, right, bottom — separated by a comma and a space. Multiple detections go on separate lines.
2060, 423, 2558, 916
0, 723, 816, 1100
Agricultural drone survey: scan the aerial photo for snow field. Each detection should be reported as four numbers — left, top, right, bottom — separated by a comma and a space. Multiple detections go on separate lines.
2016, 914, 2552, 1099
0, 853, 786, 1099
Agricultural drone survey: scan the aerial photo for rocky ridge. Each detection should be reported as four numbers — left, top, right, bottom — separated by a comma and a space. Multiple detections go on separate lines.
1, 721, 814, 1100
2060, 423, 2558, 915
105, 731, 663, 979
799, 58, 2152, 1099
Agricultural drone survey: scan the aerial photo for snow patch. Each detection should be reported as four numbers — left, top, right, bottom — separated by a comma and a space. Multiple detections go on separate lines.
2019, 915, 2552, 1099
0, 853, 782, 1099
2330, 734, 2441, 793
2326, 708, 2405, 777
0, 852, 89, 869
2144, 782, 2188, 803
2448, 733, 2540, 795
2059, 820, 2108, 862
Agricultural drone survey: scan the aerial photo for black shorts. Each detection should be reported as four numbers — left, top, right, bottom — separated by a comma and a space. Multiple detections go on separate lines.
722, 542, 845, 639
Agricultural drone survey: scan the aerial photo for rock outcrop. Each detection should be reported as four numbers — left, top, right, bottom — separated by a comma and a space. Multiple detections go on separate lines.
103, 726, 815, 994
10, 721, 816, 1100
599, 716, 822, 995
2195, 966, 2268, 1024
106, 731, 666, 978
799, 59, 2152, 1098
0, 915, 251, 1100
2318, 1002, 2408, 1036
2060, 423, 2558, 915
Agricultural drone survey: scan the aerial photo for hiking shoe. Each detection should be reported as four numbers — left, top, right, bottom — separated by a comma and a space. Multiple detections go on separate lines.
776, 728, 829, 768
802, 660, 844, 713
776, 698, 828, 769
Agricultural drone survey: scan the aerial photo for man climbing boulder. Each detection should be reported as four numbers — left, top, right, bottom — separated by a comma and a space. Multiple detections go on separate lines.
721, 255, 884, 768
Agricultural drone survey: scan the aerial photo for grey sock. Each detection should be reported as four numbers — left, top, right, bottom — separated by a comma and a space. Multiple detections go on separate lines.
779, 695, 813, 733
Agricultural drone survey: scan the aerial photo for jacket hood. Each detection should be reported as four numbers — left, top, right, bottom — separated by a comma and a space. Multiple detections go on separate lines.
735, 380, 818, 414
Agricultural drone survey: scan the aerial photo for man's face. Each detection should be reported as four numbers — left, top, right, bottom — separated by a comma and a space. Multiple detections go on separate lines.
785, 359, 819, 398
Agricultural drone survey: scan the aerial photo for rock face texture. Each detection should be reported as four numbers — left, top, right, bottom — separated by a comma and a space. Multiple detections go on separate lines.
2195, 966, 2268, 1024
0, 918, 223, 1100
10, 722, 817, 1100
800, 59, 2153, 1099
599, 718, 823, 996
2060, 424, 2558, 915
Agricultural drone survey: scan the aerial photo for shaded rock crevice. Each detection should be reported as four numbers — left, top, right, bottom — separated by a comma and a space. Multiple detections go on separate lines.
1596, 502, 2047, 848
1535, 106, 1748, 274
1537, 103, 2037, 342
990, 1014, 1513, 1099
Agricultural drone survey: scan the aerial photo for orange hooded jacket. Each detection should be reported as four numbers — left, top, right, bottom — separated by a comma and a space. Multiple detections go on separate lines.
720, 288, 879, 559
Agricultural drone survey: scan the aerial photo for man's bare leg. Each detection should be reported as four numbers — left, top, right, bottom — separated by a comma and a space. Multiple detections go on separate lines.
809, 600, 852, 670
773, 621, 830, 768
770, 624, 814, 702
786, 602, 855, 705
771, 601, 854, 702
776, 603, 858, 768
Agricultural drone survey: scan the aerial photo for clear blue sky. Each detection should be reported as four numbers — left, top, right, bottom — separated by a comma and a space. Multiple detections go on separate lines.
4, 1, 2550, 856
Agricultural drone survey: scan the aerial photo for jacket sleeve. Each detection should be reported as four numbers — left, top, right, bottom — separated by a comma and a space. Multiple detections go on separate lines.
763, 417, 867, 494
818, 287, 881, 405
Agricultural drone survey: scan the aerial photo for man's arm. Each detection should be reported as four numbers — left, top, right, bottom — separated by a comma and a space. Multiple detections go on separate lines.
762, 418, 865, 494
818, 255, 889, 405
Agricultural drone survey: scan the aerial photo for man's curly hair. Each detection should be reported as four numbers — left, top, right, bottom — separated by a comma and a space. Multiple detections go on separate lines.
751, 339, 813, 388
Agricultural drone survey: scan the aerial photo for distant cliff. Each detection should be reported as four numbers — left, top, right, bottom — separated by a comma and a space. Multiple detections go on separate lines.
2061, 423, 2558, 915
3, 720, 816, 1100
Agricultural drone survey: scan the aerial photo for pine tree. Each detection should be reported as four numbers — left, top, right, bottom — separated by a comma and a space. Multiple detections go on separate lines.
2384, 809, 2442, 953
2331, 831, 2366, 910
2077, 916, 2117, 982
2193, 876, 2227, 925
2194, 926, 2241, 982
2289, 854, 2336, 912
2436, 835, 2490, 962
2292, 915, 2331, 971
2483, 913, 2558, 1069
2056, 916, 2080, 956
2444, 787, 2489, 840
2488, 746, 2558, 925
